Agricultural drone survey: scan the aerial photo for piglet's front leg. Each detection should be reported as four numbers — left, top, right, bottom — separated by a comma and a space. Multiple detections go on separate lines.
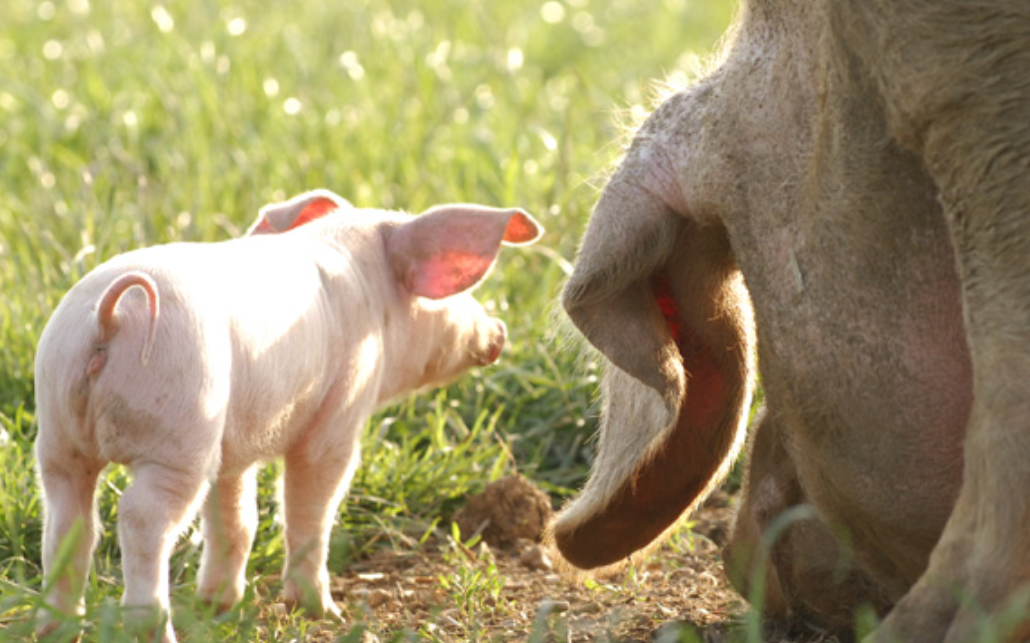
279, 413, 363, 618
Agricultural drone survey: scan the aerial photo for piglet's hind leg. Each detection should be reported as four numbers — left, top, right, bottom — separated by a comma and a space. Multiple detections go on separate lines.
36, 445, 103, 635
118, 462, 209, 643
197, 467, 259, 610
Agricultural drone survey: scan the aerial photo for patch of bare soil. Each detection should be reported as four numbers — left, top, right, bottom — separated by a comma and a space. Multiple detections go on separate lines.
331, 496, 741, 642
257, 478, 843, 642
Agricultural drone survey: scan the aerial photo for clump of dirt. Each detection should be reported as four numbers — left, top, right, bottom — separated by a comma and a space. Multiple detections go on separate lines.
453, 474, 553, 548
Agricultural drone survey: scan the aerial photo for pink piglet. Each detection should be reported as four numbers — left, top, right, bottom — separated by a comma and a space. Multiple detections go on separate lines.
33, 189, 542, 642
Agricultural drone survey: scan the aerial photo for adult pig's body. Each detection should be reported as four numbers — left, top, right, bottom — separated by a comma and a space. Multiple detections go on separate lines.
551, 1, 1028, 639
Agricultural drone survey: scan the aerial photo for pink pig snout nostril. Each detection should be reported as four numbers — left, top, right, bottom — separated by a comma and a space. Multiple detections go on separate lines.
482, 319, 506, 365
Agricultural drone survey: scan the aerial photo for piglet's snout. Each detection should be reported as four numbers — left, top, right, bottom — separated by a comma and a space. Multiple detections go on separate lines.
480, 319, 506, 365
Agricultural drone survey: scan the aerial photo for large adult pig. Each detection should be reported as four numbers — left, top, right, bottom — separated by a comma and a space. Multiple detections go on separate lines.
550, 1, 1030, 640
34, 190, 541, 642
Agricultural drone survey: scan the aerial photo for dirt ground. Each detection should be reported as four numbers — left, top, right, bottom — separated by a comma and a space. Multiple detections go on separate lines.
256, 479, 843, 643
331, 495, 740, 642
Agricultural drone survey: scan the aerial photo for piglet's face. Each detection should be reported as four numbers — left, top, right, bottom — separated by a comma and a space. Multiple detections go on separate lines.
380, 200, 539, 392
250, 190, 542, 400
408, 294, 508, 392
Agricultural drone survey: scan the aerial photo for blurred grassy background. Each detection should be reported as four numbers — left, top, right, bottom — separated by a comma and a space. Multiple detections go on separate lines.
0, 0, 734, 639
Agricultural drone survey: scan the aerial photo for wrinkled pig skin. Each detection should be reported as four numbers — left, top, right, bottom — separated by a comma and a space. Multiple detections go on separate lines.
33, 190, 542, 642
550, 1, 1030, 641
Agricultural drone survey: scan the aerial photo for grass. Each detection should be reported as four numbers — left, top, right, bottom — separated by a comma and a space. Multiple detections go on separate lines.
0, 0, 734, 640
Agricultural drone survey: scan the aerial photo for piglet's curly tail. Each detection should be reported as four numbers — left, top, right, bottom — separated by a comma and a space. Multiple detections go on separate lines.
96, 272, 160, 366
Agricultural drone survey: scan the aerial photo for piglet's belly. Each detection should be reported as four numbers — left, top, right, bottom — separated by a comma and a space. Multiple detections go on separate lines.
219, 397, 325, 471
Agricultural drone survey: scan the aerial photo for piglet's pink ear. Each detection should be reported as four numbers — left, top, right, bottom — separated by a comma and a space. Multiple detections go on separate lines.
248, 189, 353, 235
388, 204, 543, 299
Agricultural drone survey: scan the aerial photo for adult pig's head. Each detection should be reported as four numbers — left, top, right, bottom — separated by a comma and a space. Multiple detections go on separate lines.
548, 85, 760, 569
544, 0, 830, 571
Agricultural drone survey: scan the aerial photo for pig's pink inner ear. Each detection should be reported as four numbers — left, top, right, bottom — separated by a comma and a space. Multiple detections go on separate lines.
389, 205, 540, 299
502, 210, 544, 245
280, 197, 339, 231
408, 251, 497, 299
249, 193, 344, 235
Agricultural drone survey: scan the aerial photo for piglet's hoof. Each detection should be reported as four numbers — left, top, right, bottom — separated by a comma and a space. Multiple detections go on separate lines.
275, 598, 344, 623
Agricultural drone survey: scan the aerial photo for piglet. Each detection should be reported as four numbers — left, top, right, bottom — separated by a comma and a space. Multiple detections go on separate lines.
33, 189, 542, 641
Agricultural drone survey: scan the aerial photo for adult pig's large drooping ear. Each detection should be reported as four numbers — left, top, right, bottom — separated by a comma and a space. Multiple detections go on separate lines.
387, 204, 543, 299
248, 189, 353, 235
549, 169, 757, 570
